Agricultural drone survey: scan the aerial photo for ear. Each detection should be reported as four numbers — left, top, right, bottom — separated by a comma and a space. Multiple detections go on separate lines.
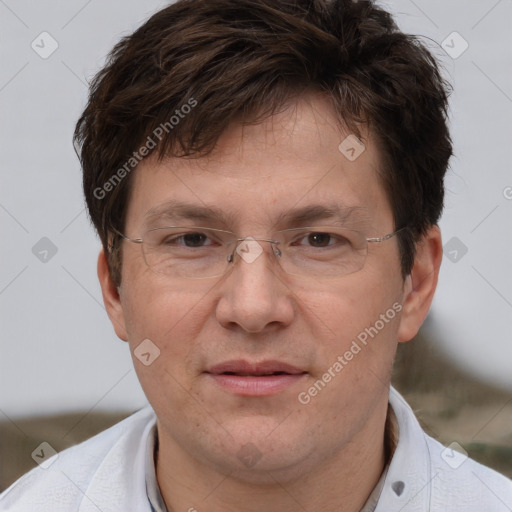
97, 247, 128, 342
397, 225, 442, 342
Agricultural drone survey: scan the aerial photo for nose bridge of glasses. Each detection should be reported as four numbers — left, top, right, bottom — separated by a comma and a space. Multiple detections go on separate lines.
227, 236, 281, 265
236, 236, 280, 246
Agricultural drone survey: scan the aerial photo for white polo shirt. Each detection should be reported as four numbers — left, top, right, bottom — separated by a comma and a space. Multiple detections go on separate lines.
1, 387, 511, 511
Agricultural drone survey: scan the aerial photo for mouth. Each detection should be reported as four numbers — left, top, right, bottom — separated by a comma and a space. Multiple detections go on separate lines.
205, 360, 307, 396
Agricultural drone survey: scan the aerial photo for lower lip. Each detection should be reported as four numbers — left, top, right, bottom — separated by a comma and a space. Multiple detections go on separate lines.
206, 373, 306, 396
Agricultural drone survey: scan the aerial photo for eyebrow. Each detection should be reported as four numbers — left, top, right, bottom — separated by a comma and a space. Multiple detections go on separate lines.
143, 200, 369, 229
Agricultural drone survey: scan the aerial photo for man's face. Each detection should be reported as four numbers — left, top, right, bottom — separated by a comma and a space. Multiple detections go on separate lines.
111, 95, 409, 480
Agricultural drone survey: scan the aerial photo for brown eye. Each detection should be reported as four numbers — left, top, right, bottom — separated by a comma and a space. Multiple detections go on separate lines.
159, 232, 213, 248
180, 233, 209, 247
306, 233, 333, 247
296, 232, 350, 248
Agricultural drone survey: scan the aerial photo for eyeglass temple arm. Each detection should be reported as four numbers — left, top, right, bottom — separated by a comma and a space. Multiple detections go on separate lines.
366, 226, 407, 243
110, 226, 143, 244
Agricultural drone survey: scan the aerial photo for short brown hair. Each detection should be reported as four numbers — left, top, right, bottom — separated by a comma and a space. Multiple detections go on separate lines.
74, 0, 452, 287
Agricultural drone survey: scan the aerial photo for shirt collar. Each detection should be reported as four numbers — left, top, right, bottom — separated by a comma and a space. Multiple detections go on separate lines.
374, 387, 432, 511
145, 424, 168, 512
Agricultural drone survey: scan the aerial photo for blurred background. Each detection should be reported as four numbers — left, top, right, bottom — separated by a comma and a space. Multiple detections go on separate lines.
1, 0, 511, 490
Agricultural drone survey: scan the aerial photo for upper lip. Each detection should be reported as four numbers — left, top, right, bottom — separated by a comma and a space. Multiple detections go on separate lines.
206, 360, 306, 376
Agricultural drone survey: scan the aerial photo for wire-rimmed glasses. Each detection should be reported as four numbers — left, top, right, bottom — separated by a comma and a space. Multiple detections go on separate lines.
114, 225, 406, 279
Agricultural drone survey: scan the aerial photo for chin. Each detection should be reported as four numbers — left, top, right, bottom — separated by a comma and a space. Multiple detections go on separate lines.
208, 450, 315, 486
202, 425, 319, 484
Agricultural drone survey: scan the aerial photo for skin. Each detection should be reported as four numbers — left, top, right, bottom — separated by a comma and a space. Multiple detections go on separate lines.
98, 94, 442, 512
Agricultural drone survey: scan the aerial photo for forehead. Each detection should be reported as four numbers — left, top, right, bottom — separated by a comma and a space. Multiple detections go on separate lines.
125, 95, 392, 232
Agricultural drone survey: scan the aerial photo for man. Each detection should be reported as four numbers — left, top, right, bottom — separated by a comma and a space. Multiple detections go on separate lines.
1, 0, 511, 510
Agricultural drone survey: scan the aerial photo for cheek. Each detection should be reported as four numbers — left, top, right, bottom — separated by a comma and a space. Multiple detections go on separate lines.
121, 265, 204, 336
296, 281, 400, 422
120, 275, 212, 389
295, 271, 399, 337
292, 271, 402, 390
121, 279, 210, 417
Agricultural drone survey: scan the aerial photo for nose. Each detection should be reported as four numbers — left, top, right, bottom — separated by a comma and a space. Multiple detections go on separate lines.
214, 238, 294, 334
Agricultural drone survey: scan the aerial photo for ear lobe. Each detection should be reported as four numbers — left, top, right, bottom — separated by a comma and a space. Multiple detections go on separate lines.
397, 226, 443, 343
97, 248, 128, 341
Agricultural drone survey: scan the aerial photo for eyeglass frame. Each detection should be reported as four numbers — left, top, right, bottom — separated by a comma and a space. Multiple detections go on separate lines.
110, 224, 408, 279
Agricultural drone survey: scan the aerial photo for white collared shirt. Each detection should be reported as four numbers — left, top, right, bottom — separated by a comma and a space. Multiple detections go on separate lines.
2, 387, 511, 511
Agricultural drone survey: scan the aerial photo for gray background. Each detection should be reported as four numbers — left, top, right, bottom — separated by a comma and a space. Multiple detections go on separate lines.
0, 0, 511, 419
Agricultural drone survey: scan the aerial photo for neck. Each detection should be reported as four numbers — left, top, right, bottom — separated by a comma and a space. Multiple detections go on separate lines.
156, 400, 394, 512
